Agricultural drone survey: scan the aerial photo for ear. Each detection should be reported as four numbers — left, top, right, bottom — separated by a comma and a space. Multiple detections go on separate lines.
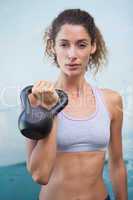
50, 40, 56, 54
90, 42, 97, 55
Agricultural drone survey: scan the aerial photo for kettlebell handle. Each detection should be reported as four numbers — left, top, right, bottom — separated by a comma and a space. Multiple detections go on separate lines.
20, 85, 68, 115
20, 85, 33, 115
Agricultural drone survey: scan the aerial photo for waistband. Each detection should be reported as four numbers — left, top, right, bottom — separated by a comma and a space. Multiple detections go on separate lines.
105, 194, 111, 200
37, 194, 111, 200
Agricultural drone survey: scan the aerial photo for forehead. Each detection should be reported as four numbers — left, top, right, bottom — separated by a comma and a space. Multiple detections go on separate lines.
55, 24, 91, 41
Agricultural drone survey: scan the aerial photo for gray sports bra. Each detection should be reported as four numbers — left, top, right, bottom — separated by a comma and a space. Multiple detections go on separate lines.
56, 85, 111, 152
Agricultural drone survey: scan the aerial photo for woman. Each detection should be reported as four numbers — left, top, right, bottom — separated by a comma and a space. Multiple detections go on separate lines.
26, 9, 128, 200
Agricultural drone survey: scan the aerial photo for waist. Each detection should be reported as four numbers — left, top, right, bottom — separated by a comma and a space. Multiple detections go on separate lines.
40, 176, 108, 200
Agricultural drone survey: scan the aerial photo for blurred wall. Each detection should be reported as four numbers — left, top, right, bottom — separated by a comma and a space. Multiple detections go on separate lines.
0, 0, 133, 166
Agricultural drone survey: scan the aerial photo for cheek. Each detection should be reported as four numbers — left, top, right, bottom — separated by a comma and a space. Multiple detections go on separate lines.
55, 48, 65, 62
56, 54, 65, 65
80, 52, 90, 63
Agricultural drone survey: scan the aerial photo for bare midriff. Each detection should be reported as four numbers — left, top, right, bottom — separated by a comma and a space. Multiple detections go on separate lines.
39, 151, 108, 200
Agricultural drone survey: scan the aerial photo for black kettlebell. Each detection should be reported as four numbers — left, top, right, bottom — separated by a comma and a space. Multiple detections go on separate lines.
18, 85, 68, 140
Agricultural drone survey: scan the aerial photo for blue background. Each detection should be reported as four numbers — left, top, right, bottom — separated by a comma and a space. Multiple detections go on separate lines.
0, 0, 132, 199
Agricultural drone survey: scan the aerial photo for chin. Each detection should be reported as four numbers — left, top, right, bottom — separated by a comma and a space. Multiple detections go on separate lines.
66, 72, 82, 78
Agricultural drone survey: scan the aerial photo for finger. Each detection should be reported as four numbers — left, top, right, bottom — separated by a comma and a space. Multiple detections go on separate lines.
48, 83, 54, 92
34, 80, 42, 88
32, 80, 42, 94
32, 82, 43, 101
33, 80, 48, 95
38, 81, 50, 103
41, 81, 53, 93
39, 81, 49, 92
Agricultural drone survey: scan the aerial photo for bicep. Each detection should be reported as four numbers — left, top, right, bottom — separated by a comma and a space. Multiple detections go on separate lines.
25, 138, 38, 165
108, 93, 124, 164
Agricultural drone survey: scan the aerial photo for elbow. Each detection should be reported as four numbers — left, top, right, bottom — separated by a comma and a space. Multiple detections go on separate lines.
109, 159, 127, 177
26, 163, 49, 185
109, 158, 127, 169
32, 171, 49, 185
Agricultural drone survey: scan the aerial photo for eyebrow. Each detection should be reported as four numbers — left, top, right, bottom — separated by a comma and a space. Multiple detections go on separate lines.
58, 39, 90, 43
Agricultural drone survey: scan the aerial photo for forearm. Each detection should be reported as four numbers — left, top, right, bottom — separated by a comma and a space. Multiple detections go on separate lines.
109, 161, 128, 200
27, 117, 58, 184
28, 135, 57, 175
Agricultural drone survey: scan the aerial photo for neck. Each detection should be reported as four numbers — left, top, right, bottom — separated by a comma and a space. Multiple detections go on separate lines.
55, 73, 87, 97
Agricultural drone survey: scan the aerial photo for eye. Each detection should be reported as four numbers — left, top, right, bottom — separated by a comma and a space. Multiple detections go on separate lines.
60, 43, 68, 48
78, 43, 87, 48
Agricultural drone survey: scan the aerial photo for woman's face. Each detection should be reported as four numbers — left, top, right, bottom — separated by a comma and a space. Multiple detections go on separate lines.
53, 24, 96, 77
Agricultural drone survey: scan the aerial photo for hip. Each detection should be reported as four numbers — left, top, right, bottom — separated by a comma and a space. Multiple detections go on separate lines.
39, 178, 109, 200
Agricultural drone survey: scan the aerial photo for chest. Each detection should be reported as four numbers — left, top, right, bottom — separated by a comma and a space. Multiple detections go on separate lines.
56, 87, 111, 152
62, 93, 96, 118
57, 109, 110, 152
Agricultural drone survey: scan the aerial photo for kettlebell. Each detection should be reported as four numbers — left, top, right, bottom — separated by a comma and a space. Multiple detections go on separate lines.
18, 85, 68, 140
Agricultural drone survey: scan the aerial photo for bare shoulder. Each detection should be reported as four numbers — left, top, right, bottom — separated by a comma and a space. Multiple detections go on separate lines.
100, 88, 122, 102
98, 87, 123, 120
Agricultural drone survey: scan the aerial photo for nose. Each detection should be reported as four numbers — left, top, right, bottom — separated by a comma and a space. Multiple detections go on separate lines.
67, 46, 77, 60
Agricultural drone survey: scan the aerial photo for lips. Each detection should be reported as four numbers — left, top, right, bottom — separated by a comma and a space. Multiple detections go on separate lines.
66, 64, 80, 67
66, 64, 80, 71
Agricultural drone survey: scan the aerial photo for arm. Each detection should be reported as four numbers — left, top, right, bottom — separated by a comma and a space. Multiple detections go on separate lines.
108, 92, 128, 200
25, 91, 58, 185
22, 81, 65, 185
26, 116, 58, 185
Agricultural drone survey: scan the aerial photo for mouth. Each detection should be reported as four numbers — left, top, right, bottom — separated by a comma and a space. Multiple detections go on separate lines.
66, 64, 81, 69
66, 63, 80, 66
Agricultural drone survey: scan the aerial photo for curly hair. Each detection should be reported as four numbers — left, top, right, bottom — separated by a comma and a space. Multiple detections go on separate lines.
43, 8, 108, 76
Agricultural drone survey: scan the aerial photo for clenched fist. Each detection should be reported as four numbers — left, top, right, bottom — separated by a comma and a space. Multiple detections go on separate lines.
28, 80, 59, 109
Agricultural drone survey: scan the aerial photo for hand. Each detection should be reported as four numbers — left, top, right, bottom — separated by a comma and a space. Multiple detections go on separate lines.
30, 80, 59, 109
19, 84, 68, 140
